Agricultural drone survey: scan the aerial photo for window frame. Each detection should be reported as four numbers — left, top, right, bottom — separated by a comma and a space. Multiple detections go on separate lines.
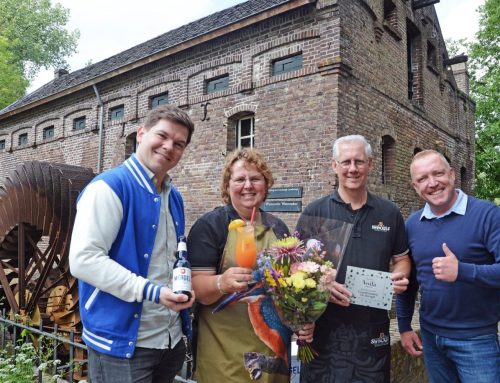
125, 132, 138, 160
426, 40, 438, 72
73, 116, 86, 130
18, 133, 28, 146
109, 104, 125, 120
237, 116, 255, 149
42, 125, 55, 140
406, 20, 422, 103
383, 0, 399, 35
150, 92, 169, 109
0, 139, 5, 150
206, 75, 229, 94
272, 53, 303, 76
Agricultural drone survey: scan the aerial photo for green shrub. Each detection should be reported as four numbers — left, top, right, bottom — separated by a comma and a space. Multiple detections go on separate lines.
0, 342, 37, 383
0, 335, 67, 383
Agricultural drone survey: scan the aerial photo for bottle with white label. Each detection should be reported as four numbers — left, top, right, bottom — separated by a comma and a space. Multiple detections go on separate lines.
172, 236, 192, 300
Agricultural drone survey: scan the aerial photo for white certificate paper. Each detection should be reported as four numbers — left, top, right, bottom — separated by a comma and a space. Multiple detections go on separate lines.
344, 266, 393, 310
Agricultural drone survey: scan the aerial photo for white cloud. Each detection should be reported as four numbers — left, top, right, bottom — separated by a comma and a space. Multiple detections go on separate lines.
434, 0, 484, 41
28, 0, 246, 92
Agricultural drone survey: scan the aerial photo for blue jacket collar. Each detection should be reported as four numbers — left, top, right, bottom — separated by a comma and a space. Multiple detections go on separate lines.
124, 154, 159, 195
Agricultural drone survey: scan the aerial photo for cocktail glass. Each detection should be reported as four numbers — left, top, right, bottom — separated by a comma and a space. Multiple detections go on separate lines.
235, 224, 257, 268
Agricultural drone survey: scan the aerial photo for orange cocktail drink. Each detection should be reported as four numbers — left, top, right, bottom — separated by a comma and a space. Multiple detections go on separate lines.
235, 225, 257, 268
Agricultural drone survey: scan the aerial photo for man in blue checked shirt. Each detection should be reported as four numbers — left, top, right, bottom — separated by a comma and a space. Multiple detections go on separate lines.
69, 105, 195, 383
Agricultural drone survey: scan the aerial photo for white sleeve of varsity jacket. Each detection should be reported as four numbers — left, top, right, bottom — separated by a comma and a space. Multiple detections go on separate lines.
69, 180, 148, 302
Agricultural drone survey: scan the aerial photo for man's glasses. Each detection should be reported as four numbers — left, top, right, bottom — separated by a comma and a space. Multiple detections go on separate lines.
230, 176, 265, 186
337, 159, 368, 169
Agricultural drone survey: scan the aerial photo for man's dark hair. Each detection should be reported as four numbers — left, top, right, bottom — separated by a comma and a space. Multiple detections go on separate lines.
143, 105, 195, 145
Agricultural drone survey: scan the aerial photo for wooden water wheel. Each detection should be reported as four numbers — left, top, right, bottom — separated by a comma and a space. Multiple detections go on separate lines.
0, 161, 94, 378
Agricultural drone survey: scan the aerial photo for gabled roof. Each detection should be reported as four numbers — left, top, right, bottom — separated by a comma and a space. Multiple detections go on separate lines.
0, 0, 299, 119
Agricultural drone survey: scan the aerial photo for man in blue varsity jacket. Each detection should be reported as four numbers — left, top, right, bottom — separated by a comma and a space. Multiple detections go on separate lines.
69, 105, 196, 383
397, 150, 500, 383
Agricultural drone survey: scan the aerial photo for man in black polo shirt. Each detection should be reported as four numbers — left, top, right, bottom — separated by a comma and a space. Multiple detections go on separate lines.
297, 135, 410, 383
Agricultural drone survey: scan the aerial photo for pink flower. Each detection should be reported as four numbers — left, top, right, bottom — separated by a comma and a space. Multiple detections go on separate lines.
318, 267, 336, 292
320, 264, 333, 273
300, 261, 320, 273
290, 262, 300, 274
290, 261, 320, 274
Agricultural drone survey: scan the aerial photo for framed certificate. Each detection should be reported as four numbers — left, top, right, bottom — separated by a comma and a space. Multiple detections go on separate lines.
344, 266, 393, 310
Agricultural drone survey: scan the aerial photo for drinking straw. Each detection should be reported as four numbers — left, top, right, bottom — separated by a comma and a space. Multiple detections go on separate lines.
250, 206, 256, 226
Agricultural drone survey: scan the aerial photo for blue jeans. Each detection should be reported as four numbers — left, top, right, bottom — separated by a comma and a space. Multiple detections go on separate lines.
88, 340, 186, 383
420, 328, 500, 383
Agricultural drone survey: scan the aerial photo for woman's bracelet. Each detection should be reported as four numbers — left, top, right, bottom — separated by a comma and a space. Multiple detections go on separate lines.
216, 274, 229, 295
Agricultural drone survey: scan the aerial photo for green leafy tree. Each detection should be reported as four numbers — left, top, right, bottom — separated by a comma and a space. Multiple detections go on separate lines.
469, 0, 499, 203
444, 38, 468, 57
446, 0, 499, 203
0, 36, 28, 108
0, 0, 79, 108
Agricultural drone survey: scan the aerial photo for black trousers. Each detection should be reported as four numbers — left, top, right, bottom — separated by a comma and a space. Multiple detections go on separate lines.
300, 316, 390, 383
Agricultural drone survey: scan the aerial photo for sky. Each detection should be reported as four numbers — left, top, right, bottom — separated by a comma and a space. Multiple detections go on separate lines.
27, 0, 485, 93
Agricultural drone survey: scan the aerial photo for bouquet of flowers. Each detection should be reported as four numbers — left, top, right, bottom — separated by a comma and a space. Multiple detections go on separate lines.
255, 235, 336, 363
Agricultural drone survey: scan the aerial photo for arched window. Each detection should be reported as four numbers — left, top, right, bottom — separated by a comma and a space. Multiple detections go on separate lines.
381, 135, 395, 184
227, 112, 255, 152
237, 115, 254, 149
125, 132, 137, 159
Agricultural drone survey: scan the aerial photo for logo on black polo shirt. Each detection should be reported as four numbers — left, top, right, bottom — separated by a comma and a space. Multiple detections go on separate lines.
371, 332, 389, 347
371, 221, 391, 232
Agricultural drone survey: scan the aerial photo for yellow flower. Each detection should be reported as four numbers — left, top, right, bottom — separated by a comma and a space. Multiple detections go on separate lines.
290, 271, 306, 281
278, 278, 288, 288
272, 236, 302, 249
305, 278, 317, 288
285, 277, 292, 286
301, 297, 308, 303
293, 278, 306, 291
264, 270, 276, 287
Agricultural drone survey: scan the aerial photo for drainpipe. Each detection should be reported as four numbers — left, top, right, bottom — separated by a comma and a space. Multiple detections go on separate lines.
93, 84, 104, 173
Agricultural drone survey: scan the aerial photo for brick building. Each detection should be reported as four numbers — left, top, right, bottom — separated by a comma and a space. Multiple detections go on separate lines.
0, 0, 475, 229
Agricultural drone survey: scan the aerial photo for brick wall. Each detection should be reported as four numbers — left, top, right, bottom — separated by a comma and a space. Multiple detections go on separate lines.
0, 0, 475, 231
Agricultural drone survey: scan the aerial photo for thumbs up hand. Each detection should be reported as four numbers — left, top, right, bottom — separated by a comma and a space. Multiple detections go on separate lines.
432, 243, 458, 282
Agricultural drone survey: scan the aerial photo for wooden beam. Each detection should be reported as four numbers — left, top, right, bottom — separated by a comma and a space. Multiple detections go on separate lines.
412, 0, 440, 10
0, 262, 18, 313
444, 55, 468, 66
18, 223, 26, 311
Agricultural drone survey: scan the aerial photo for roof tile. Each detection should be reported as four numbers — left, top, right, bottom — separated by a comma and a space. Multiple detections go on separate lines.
0, 0, 291, 117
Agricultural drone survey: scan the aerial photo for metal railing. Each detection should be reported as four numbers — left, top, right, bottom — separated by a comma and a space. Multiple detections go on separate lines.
0, 309, 87, 382
0, 309, 196, 383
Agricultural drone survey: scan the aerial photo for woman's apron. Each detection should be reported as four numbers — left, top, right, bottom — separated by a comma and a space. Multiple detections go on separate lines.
196, 223, 290, 383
